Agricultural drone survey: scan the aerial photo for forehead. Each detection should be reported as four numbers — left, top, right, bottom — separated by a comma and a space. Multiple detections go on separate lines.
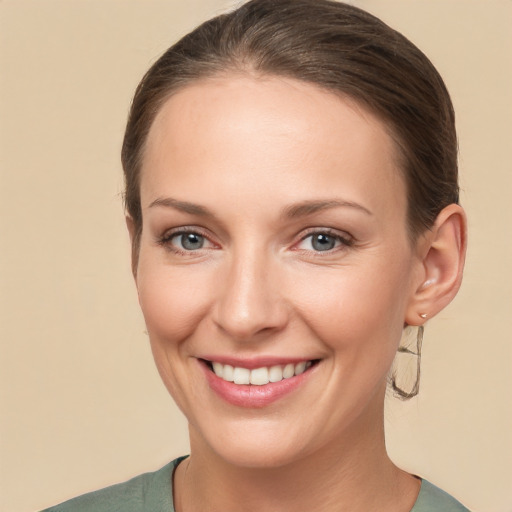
141, 74, 406, 219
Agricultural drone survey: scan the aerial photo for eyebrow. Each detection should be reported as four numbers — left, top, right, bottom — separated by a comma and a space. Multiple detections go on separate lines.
282, 199, 372, 218
147, 197, 372, 218
148, 197, 214, 216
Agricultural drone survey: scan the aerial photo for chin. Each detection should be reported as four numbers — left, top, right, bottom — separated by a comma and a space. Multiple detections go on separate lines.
213, 441, 308, 470
189, 417, 315, 470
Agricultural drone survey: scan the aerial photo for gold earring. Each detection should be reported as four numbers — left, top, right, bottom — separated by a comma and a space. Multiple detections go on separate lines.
389, 325, 423, 399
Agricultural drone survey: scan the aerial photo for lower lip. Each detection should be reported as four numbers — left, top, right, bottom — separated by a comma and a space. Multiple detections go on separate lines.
201, 361, 316, 408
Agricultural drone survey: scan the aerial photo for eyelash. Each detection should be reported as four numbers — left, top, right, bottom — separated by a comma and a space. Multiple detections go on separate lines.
294, 228, 354, 254
156, 227, 215, 255
156, 227, 354, 256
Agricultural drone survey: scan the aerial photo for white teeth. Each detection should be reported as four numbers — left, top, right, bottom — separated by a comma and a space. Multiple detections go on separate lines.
294, 361, 306, 375
250, 367, 269, 386
212, 362, 223, 378
222, 364, 234, 382
210, 360, 313, 385
283, 363, 295, 379
268, 365, 283, 382
233, 367, 250, 385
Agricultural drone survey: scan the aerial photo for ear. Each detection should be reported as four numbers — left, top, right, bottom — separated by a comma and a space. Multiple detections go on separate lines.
405, 204, 467, 326
125, 215, 138, 281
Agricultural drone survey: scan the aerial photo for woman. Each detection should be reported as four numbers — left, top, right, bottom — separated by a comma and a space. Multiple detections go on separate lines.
44, 0, 468, 510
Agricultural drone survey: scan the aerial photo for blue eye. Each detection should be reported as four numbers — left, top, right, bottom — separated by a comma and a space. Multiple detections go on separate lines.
157, 227, 218, 255
171, 232, 205, 250
309, 233, 338, 251
296, 231, 351, 252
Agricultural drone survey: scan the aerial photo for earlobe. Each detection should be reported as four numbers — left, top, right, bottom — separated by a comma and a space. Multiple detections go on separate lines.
405, 204, 467, 326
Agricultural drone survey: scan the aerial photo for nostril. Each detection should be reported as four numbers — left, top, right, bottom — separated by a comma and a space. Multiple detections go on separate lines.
211, 262, 289, 340
212, 297, 290, 341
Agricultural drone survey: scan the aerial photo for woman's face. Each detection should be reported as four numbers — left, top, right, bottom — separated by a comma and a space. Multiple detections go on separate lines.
134, 75, 424, 467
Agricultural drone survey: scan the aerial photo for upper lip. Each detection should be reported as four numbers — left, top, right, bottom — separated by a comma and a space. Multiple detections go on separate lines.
198, 355, 319, 369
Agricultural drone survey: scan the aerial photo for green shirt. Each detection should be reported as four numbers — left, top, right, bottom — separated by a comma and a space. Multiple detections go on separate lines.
42, 457, 470, 511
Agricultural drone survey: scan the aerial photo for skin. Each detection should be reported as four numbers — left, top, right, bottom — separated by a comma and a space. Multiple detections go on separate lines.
128, 74, 466, 512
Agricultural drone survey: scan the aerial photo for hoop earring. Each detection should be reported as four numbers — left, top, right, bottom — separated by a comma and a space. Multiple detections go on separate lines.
390, 325, 423, 399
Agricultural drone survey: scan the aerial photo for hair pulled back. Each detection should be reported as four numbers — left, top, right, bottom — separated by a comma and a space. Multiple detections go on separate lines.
122, 0, 458, 258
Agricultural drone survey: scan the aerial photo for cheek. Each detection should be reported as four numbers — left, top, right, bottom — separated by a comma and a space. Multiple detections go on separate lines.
288, 259, 411, 358
134, 255, 217, 413
135, 256, 213, 345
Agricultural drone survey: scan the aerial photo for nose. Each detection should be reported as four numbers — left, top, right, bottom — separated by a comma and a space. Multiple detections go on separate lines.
212, 249, 289, 342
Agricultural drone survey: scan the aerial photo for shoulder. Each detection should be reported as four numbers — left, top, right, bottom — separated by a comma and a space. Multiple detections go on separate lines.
40, 457, 185, 512
411, 479, 471, 512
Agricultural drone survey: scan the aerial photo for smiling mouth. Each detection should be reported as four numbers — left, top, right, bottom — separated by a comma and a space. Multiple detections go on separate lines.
203, 360, 319, 386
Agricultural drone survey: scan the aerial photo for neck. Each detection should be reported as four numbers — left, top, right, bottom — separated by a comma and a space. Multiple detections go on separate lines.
174, 397, 419, 512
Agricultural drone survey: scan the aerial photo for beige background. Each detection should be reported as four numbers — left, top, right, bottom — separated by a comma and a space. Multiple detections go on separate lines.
1, 1, 511, 511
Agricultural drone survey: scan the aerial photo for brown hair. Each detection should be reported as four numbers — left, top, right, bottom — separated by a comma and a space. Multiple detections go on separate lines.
122, 0, 458, 263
